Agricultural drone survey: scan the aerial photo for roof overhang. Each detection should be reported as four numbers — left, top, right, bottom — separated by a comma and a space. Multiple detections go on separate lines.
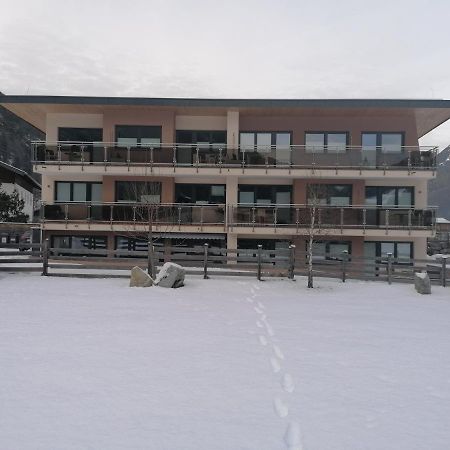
1, 95, 450, 138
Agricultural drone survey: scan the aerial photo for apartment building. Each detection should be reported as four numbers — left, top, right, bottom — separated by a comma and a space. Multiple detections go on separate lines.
1, 96, 449, 260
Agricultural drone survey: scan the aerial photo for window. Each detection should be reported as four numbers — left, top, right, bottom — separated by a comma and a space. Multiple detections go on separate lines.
58, 128, 103, 142
365, 187, 413, 207
305, 132, 348, 153
55, 182, 102, 202
238, 185, 291, 204
364, 241, 413, 261
116, 181, 161, 203
175, 184, 226, 204
51, 235, 107, 253
307, 184, 352, 206
362, 132, 404, 153
176, 130, 226, 147
115, 126, 162, 146
239, 132, 291, 153
309, 240, 351, 260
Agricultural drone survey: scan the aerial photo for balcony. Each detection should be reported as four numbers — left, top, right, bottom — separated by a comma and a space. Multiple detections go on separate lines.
42, 202, 226, 229
32, 141, 437, 172
40, 202, 436, 233
229, 204, 435, 232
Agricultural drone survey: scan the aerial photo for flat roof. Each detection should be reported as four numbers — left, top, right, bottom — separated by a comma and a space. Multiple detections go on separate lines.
1, 94, 450, 138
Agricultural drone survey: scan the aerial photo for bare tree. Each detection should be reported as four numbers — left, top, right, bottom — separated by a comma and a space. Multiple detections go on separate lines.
117, 180, 174, 278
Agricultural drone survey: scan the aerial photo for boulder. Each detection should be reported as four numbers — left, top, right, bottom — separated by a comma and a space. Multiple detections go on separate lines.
129, 266, 153, 287
155, 262, 185, 288
414, 271, 431, 295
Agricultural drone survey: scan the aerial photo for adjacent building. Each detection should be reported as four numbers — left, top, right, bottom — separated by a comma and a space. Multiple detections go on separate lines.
1, 95, 449, 260
0, 160, 40, 221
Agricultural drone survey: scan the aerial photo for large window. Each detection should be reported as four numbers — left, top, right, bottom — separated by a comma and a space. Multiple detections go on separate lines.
115, 125, 162, 146
362, 132, 403, 153
305, 132, 348, 153
238, 185, 291, 205
51, 235, 107, 254
365, 186, 414, 207
364, 241, 413, 261
176, 130, 226, 146
58, 128, 103, 142
175, 184, 225, 204
307, 184, 352, 206
239, 132, 291, 153
115, 181, 161, 203
55, 182, 102, 202
310, 240, 351, 260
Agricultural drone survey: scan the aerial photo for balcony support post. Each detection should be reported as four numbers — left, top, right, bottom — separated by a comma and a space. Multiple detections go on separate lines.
127, 147, 131, 172
178, 206, 182, 231
203, 243, 209, 280
340, 207, 344, 234
288, 244, 296, 280
57, 144, 61, 171
363, 208, 366, 235
104, 146, 108, 172
150, 147, 154, 173
387, 252, 393, 285
173, 146, 177, 173
296, 208, 300, 233
408, 209, 412, 235
441, 256, 447, 287
81, 145, 85, 172
385, 209, 389, 235
274, 206, 277, 233
252, 207, 256, 232
257, 244, 262, 281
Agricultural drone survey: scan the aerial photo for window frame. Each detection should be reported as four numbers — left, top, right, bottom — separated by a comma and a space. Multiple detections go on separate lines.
239, 131, 292, 152
55, 181, 102, 203
307, 184, 353, 206
305, 131, 349, 153
175, 184, 226, 204
115, 181, 162, 203
115, 125, 162, 145
361, 132, 405, 153
238, 185, 292, 205
365, 186, 414, 207
57, 127, 103, 143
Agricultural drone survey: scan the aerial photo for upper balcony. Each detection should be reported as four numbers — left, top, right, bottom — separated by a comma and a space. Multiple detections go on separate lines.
32, 141, 438, 178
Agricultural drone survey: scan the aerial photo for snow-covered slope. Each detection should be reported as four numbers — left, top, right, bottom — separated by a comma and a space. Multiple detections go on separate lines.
1, 274, 449, 450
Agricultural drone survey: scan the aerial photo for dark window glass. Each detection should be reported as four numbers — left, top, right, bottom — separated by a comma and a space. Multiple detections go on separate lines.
175, 184, 226, 204
116, 181, 161, 203
365, 186, 414, 206
361, 132, 404, 152
238, 185, 292, 204
176, 131, 226, 145
58, 128, 103, 142
116, 126, 162, 145
55, 182, 102, 202
307, 184, 352, 205
305, 132, 348, 153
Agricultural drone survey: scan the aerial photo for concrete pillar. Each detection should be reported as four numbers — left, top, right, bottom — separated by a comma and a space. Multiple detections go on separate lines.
226, 110, 239, 159
415, 180, 428, 209
413, 237, 428, 260
226, 176, 239, 206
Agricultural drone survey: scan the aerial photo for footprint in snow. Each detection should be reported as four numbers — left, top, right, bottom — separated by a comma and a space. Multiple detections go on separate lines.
254, 306, 264, 314
273, 396, 289, 418
264, 322, 275, 337
256, 320, 263, 328
259, 335, 268, 346
282, 373, 295, 393
284, 422, 303, 450
273, 344, 285, 360
270, 357, 281, 373
246, 297, 254, 303
257, 301, 265, 309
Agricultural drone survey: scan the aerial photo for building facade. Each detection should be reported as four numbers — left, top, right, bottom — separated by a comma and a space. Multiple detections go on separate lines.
1, 96, 449, 260
0, 161, 40, 221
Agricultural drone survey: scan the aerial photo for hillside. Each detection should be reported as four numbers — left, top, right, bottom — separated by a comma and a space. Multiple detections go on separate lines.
0, 103, 44, 175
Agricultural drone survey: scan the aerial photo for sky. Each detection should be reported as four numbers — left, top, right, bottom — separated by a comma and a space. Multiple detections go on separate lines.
1, 0, 450, 149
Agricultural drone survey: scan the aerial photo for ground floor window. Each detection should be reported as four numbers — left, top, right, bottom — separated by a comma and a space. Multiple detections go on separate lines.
51, 235, 107, 255
364, 241, 413, 263
307, 240, 351, 261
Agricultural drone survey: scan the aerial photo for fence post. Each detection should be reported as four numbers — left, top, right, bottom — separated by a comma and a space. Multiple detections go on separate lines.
288, 244, 296, 280
441, 256, 447, 287
257, 244, 262, 281
341, 250, 348, 283
203, 243, 209, 279
41, 238, 49, 276
387, 252, 393, 285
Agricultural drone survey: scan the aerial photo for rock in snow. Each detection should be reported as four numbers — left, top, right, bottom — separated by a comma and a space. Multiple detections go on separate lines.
414, 271, 431, 295
129, 266, 153, 287
154, 262, 185, 288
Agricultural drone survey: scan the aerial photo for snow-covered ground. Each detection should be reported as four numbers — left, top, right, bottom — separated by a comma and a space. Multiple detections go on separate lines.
1, 273, 449, 450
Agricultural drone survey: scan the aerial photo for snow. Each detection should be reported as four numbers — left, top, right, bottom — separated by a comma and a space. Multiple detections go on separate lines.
1, 273, 450, 450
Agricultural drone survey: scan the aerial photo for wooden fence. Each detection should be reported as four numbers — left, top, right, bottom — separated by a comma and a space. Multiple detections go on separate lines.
1, 242, 449, 287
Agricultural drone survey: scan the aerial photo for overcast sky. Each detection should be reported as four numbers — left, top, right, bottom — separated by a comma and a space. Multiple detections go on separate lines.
1, 0, 450, 148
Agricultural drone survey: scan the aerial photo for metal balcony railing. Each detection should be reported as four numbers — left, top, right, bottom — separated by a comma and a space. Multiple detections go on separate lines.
41, 202, 226, 228
32, 141, 438, 171
40, 202, 436, 232
229, 204, 436, 231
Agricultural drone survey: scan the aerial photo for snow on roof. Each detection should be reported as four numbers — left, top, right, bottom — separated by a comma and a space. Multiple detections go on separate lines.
436, 217, 450, 224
